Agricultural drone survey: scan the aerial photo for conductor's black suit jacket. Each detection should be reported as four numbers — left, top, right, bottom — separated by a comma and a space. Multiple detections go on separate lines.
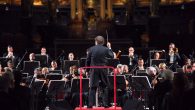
86, 44, 114, 87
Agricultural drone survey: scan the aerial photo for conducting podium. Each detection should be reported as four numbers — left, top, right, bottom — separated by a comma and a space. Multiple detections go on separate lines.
22, 61, 40, 75
35, 54, 49, 67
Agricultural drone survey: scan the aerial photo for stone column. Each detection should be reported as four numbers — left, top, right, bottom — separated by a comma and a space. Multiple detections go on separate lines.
107, 0, 113, 19
77, 0, 83, 22
71, 0, 76, 20
100, 0, 105, 20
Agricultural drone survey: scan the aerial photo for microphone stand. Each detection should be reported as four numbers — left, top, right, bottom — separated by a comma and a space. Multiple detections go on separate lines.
16, 51, 28, 70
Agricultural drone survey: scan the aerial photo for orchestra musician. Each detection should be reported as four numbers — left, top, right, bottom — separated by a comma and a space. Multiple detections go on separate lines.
154, 52, 161, 60
48, 60, 60, 70
68, 52, 75, 61
128, 47, 138, 70
3, 45, 20, 68
166, 43, 181, 71
29, 53, 36, 62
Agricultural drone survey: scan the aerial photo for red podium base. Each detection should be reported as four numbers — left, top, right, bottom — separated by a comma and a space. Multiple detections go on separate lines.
75, 107, 122, 110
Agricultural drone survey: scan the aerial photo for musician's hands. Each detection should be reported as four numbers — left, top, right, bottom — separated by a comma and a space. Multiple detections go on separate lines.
6, 52, 14, 58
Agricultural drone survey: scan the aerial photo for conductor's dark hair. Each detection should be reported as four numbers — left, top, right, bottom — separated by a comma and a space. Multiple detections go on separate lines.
95, 36, 104, 45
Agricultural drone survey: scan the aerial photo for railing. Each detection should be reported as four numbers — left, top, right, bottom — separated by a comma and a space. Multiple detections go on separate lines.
78, 66, 117, 110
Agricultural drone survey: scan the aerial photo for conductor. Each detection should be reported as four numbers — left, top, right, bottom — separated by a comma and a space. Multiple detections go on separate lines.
86, 36, 114, 108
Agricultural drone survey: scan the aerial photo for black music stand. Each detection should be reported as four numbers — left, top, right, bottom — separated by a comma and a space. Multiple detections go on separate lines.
108, 75, 126, 90
131, 76, 152, 91
30, 80, 45, 110
22, 61, 40, 75
119, 55, 129, 65
131, 76, 152, 107
176, 68, 183, 73
79, 58, 86, 67
136, 70, 148, 76
35, 54, 48, 67
49, 70, 62, 74
46, 74, 63, 80
47, 80, 65, 96
63, 60, 79, 73
150, 59, 166, 66
0, 57, 11, 67
31, 80, 45, 94
71, 78, 89, 93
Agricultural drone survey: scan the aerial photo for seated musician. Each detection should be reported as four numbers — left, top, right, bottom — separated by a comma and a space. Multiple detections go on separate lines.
48, 60, 60, 71
29, 53, 35, 62
63, 65, 87, 109
154, 52, 160, 60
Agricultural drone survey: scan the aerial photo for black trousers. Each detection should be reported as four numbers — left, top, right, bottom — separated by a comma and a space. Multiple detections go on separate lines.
88, 86, 109, 107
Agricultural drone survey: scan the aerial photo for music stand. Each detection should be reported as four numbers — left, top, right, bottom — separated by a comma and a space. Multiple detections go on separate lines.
136, 70, 148, 76
119, 55, 129, 65
47, 80, 66, 96
63, 60, 79, 72
35, 54, 48, 67
150, 59, 166, 66
176, 68, 183, 73
108, 75, 126, 90
31, 80, 45, 94
22, 61, 40, 75
0, 57, 11, 67
131, 76, 152, 91
22, 73, 29, 78
49, 70, 62, 74
71, 78, 89, 93
46, 74, 63, 80
79, 58, 86, 67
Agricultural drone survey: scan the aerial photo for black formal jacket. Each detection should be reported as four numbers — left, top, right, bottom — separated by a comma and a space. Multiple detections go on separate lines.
86, 44, 114, 87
